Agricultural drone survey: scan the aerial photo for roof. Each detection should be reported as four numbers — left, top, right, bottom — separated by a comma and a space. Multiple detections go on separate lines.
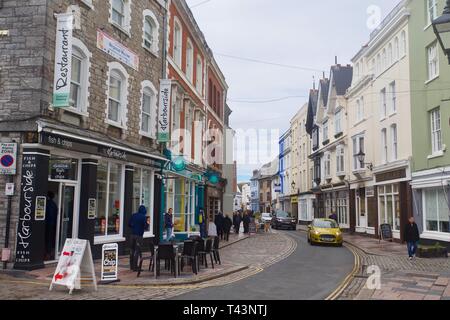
330, 65, 353, 96
305, 89, 319, 135
319, 79, 330, 106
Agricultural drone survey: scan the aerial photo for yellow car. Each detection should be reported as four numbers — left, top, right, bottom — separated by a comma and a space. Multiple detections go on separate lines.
307, 219, 343, 246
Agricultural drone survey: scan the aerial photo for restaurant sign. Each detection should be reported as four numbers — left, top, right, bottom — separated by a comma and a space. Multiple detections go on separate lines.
158, 79, 171, 143
53, 14, 73, 107
97, 29, 139, 71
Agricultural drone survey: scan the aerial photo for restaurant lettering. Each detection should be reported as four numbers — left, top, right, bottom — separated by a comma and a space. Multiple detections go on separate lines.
53, 14, 73, 108
105, 147, 127, 160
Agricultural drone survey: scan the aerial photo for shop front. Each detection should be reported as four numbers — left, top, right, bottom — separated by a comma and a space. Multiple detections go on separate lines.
298, 193, 315, 225
317, 183, 350, 229
13, 125, 166, 270
374, 165, 412, 241
351, 182, 378, 236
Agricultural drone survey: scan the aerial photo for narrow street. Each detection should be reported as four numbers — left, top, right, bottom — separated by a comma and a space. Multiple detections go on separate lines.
173, 231, 355, 300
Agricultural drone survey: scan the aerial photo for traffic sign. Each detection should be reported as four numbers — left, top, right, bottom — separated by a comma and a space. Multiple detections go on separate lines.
0, 143, 17, 175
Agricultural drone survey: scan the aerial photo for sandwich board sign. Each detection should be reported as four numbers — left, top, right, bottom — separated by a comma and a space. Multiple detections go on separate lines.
49, 239, 97, 294
100, 243, 119, 283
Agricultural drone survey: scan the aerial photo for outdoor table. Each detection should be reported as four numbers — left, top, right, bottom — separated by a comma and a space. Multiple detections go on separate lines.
153, 243, 183, 279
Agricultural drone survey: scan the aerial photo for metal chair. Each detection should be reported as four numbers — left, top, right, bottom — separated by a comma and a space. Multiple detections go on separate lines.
137, 243, 155, 278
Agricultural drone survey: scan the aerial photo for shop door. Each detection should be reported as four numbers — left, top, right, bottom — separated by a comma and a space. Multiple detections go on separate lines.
356, 189, 367, 229
55, 184, 76, 258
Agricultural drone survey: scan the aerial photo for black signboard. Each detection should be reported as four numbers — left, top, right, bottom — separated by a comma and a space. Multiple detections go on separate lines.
379, 223, 393, 242
249, 221, 257, 235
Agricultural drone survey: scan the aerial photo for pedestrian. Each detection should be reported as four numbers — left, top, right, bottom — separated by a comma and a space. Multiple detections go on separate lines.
208, 218, 218, 237
199, 208, 207, 238
164, 208, 174, 241
404, 216, 420, 260
128, 205, 149, 271
215, 212, 224, 240
243, 212, 250, 234
45, 191, 58, 260
233, 212, 241, 234
223, 215, 233, 241
329, 212, 338, 222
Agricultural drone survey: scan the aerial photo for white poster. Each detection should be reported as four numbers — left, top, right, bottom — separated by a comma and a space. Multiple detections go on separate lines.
158, 79, 171, 143
97, 29, 139, 70
0, 143, 17, 175
52, 13, 74, 108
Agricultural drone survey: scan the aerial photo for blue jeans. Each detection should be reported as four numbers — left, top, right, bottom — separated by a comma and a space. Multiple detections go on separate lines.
166, 228, 174, 241
407, 241, 418, 257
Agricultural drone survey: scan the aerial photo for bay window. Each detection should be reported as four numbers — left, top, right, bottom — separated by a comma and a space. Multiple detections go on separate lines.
423, 188, 450, 234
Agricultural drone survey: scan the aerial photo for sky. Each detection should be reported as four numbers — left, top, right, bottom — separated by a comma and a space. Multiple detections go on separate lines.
185, 0, 399, 182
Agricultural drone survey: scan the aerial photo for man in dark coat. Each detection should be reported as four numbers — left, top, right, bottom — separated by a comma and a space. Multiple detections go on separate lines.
128, 205, 149, 271
45, 191, 58, 260
215, 212, 224, 240
233, 212, 242, 234
223, 215, 233, 241
243, 212, 250, 234
404, 216, 420, 260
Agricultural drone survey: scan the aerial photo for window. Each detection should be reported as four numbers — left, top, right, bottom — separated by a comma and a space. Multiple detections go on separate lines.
391, 124, 398, 161
356, 97, 364, 122
173, 18, 182, 67
68, 40, 91, 114
430, 108, 443, 154
143, 10, 160, 54
394, 37, 399, 61
389, 81, 396, 114
376, 54, 381, 74
371, 58, 376, 74
335, 109, 342, 134
378, 185, 400, 231
133, 168, 155, 235
140, 81, 157, 138
381, 128, 388, 164
323, 120, 329, 142
337, 192, 348, 227
186, 40, 194, 83
106, 62, 129, 128
324, 152, 331, 178
336, 146, 345, 174
196, 55, 203, 94
353, 134, 365, 171
380, 88, 387, 119
400, 31, 407, 57
427, 42, 439, 80
95, 161, 124, 238
303, 143, 306, 162
427, 0, 438, 26
382, 48, 387, 70
110, 0, 131, 34
388, 43, 393, 66
423, 188, 450, 234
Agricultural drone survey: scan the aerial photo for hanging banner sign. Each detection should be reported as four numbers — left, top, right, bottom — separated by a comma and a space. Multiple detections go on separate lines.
158, 79, 171, 143
0, 143, 17, 175
52, 13, 73, 107
101, 243, 119, 283
97, 29, 139, 71
50, 239, 97, 294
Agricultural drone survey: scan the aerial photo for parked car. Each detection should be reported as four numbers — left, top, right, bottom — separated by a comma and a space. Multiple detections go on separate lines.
260, 213, 272, 229
307, 219, 343, 246
271, 211, 297, 230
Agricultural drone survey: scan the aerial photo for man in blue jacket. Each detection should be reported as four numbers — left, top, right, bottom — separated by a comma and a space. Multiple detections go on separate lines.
128, 205, 149, 271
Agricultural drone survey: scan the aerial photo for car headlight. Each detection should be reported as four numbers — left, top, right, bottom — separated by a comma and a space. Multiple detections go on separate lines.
314, 230, 320, 235
336, 232, 342, 237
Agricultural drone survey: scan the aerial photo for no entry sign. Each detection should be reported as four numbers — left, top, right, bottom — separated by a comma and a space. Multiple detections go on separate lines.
0, 143, 17, 175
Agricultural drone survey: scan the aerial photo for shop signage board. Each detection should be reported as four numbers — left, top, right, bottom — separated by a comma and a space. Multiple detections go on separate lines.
379, 224, 393, 242
366, 187, 375, 198
88, 198, 97, 220
50, 162, 72, 180
158, 79, 171, 143
100, 243, 119, 283
34, 196, 46, 221
0, 143, 17, 175
97, 29, 139, 71
52, 14, 73, 107
249, 221, 257, 235
50, 239, 97, 294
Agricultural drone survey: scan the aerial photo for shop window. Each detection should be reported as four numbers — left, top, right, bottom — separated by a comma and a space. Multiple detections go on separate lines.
133, 168, 154, 235
166, 179, 198, 233
378, 184, 400, 231
423, 188, 450, 234
95, 162, 124, 238
48, 157, 79, 181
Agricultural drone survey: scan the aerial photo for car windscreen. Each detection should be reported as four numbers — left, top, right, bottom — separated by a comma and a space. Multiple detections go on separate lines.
276, 211, 290, 218
262, 213, 271, 218
313, 220, 338, 228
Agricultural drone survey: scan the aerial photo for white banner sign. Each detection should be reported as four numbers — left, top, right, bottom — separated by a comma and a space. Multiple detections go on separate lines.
50, 239, 97, 294
0, 143, 17, 175
158, 79, 171, 143
97, 29, 139, 70
52, 13, 73, 108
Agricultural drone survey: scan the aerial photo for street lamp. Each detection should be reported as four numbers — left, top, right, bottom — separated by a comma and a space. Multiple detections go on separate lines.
357, 150, 374, 171
433, 0, 450, 64
291, 181, 296, 193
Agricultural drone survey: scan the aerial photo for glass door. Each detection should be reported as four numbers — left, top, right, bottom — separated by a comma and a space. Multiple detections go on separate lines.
55, 184, 76, 258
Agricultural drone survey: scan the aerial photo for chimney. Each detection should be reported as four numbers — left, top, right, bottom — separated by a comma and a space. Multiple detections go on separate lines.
335, 56, 338, 65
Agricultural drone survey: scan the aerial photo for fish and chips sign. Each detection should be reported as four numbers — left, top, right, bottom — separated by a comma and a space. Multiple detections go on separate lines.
52, 13, 74, 107
50, 239, 97, 294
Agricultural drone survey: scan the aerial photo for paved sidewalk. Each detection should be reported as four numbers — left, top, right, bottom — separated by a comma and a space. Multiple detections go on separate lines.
0, 231, 295, 300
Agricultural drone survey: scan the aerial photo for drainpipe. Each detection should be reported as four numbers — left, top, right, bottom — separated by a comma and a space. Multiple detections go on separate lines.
3, 175, 13, 270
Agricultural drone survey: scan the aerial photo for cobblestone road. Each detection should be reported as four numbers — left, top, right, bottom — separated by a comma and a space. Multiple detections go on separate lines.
0, 232, 296, 300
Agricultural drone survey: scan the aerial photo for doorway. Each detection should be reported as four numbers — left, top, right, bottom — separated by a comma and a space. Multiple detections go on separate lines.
356, 188, 367, 232
45, 182, 77, 261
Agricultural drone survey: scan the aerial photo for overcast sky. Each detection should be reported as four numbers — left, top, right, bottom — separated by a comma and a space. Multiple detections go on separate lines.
185, 0, 399, 182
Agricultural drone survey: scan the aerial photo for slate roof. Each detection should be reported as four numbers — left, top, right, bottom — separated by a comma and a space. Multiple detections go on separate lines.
319, 78, 330, 106
330, 65, 353, 96
305, 89, 319, 135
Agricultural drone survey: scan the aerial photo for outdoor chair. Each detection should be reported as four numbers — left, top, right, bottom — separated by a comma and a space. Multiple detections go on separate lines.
156, 244, 176, 277
198, 238, 214, 269
212, 236, 221, 265
136, 243, 155, 278
179, 241, 199, 275
194, 239, 206, 268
